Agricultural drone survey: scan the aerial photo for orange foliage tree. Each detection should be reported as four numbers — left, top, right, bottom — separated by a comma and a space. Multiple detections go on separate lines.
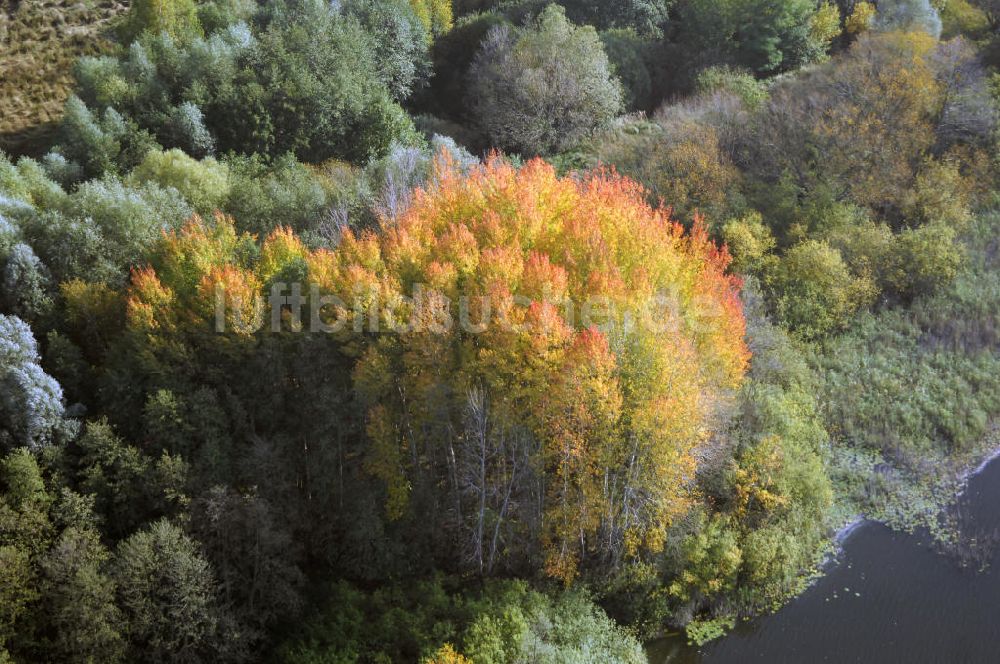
123, 157, 750, 582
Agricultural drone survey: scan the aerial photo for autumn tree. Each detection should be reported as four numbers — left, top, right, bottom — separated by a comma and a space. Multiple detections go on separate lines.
410, 0, 453, 37
315, 156, 749, 581
751, 31, 943, 219
119, 155, 749, 584
591, 114, 743, 222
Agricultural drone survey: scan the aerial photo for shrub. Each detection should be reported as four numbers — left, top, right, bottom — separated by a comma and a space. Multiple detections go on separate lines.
130, 149, 231, 214
885, 222, 964, 301
695, 65, 769, 111
769, 240, 877, 339
722, 212, 777, 275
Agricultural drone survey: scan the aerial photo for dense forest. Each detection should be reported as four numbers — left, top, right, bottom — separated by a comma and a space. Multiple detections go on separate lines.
2, 0, 1000, 661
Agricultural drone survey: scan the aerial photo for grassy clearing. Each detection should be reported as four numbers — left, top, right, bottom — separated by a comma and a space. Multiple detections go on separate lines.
0, 0, 126, 156
816, 208, 1000, 535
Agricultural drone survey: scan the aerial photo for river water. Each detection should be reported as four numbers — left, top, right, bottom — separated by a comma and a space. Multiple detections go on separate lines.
648, 454, 1000, 663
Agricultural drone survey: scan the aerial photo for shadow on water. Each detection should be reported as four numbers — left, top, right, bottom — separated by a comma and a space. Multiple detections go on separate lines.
648, 455, 1000, 664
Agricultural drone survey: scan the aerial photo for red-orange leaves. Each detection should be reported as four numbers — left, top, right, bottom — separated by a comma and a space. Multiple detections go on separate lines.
153, 212, 244, 297
127, 266, 175, 333
198, 266, 263, 335
348, 155, 750, 580
685, 216, 751, 388
119, 155, 750, 582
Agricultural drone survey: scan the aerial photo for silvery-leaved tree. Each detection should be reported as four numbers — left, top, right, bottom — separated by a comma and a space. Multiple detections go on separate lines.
0, 315, 69, 451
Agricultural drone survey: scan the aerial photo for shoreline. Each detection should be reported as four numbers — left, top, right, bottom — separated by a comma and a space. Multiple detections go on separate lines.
828, 435, 1000, 557
831, 516, 867, 545
954, 442, 1000, 499
648, 440, 1000, 654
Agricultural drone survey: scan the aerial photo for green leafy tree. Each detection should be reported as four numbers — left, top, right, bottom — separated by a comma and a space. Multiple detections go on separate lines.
191, 487, 304, 632
419, 11, 510, 120
875, 0, 943, 37
468, 5, 623, 154
673, 0, 830, 77
129, 149, 231, 215
600, 29, 654, 111
118, 0, 203, 43
0, 545, 35, 653
113, 520, 221, 664
562, 0, 672, 36
197, 0, 256, 33
0, 449, 51, 652
68, 7, 418, 167
75, 420, 156, 539
56, 97, 159, 180
970, 0, 1000, 30
344, 0, 431, 101
224, 1, 420, 162
37, 527, 124, 663
223, 154, 328, 237
1, 243, 52, 323
666, 512, 741, 604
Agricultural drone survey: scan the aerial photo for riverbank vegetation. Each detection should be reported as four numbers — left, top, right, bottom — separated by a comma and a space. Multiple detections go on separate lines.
3, 0, 1000, 660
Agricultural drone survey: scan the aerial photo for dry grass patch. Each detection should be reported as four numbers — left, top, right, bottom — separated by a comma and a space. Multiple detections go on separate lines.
0, 0, 127, 155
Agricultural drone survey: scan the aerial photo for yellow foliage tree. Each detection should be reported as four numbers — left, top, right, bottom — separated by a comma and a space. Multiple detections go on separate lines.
422, 644, 471, 664
122, 155, 750, 584
846, 1, 876, 33
410, 0, 453, 37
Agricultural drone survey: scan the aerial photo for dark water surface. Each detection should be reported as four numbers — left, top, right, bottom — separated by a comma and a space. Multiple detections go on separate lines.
648, 454, 1000, 663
